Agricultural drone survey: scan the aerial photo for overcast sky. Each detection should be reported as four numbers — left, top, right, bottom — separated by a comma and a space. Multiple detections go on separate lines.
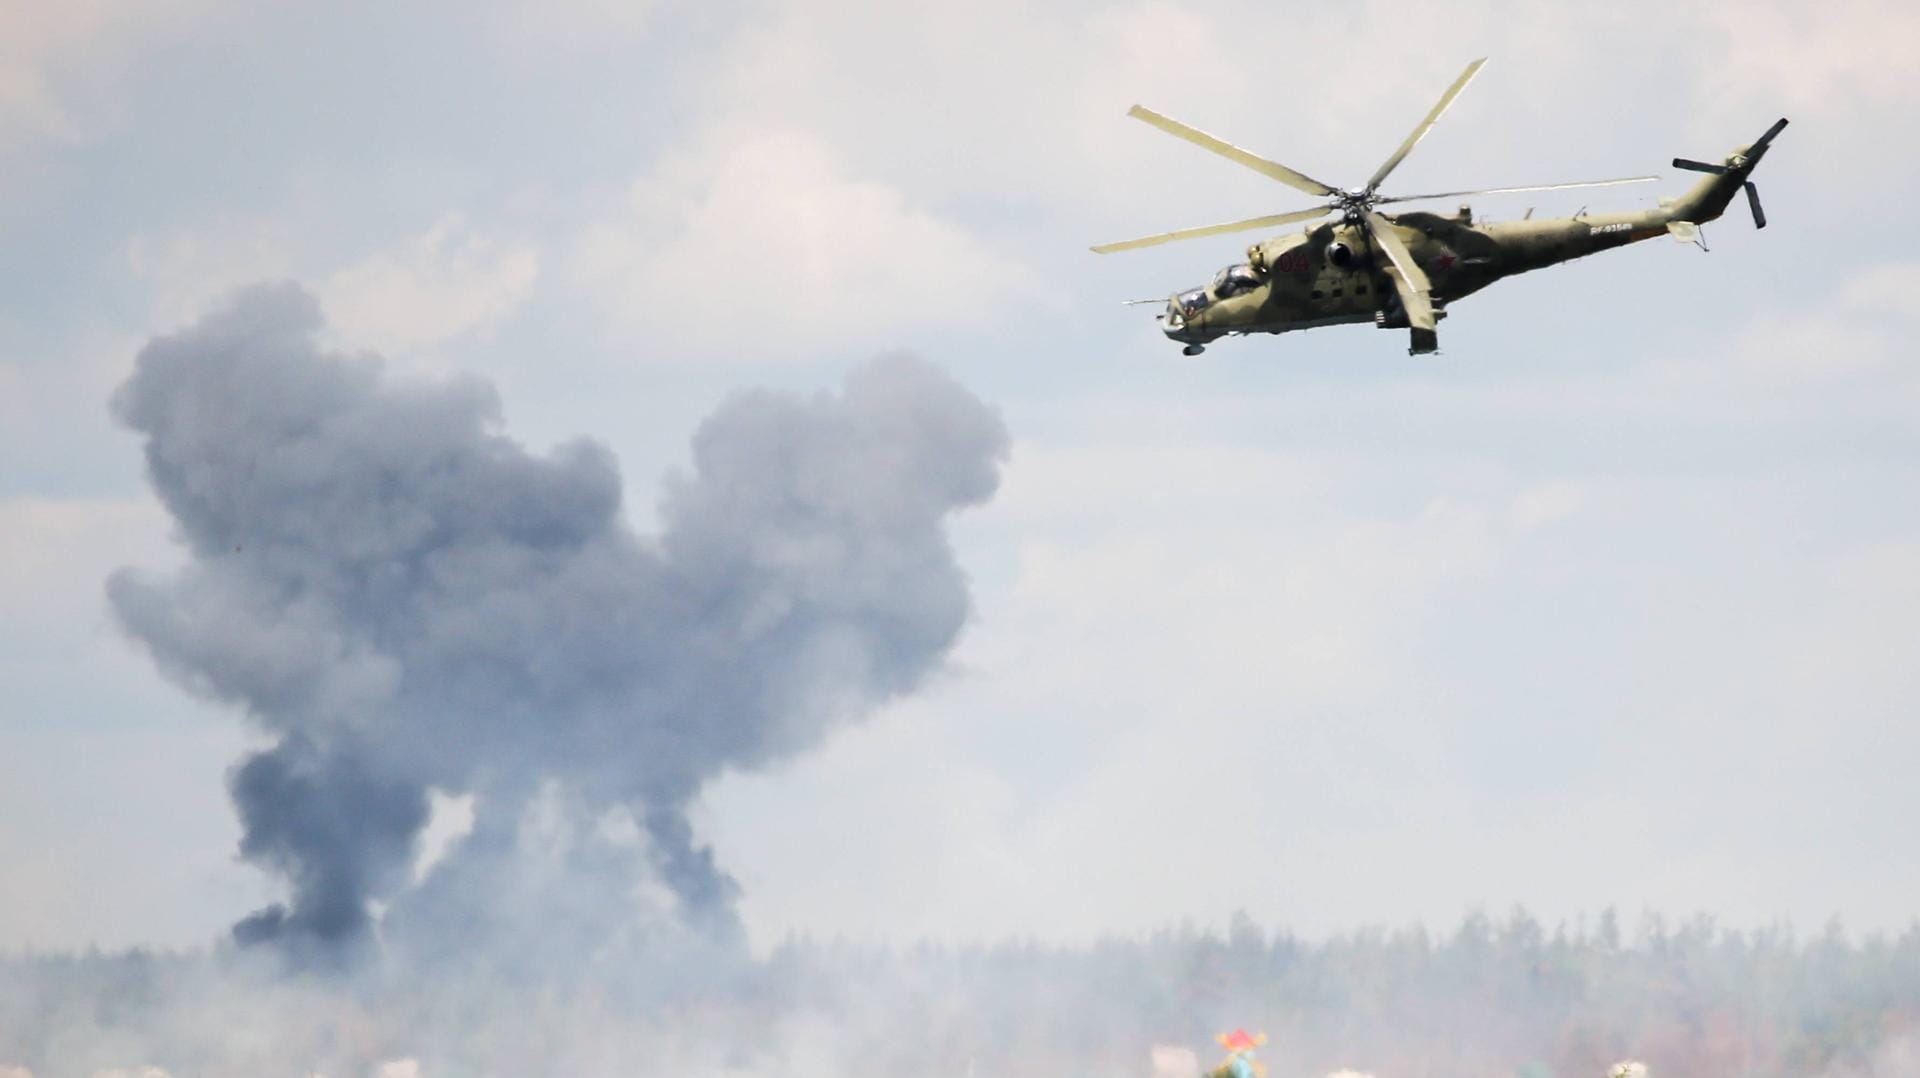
3, 0, 1919, 955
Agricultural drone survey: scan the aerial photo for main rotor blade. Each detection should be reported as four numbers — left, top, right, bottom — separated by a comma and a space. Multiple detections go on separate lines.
1090, 206, 1335, 254
1381, 259, 1435, 334
1361, 210, 1430, 295
1127, 105, 1338, 197
1375, 175, 1659, 205
1364, 58, 1487, 194
1672, 157, 1729, 174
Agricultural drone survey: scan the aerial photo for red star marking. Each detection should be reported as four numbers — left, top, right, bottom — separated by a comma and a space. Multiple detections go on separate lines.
1437, 251, 1458, 270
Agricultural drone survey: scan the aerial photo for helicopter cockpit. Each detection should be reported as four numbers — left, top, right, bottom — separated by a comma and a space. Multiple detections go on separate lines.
1165, 264, 1265, 330
1211, 263, 1264, 298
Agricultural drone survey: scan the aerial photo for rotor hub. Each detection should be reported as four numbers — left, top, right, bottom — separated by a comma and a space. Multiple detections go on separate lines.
1334, 189, 1378, 223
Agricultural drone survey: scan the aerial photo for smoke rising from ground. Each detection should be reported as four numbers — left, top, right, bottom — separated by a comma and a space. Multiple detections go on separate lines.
2, 913, 1916, 1076
105, 282, 1007, 963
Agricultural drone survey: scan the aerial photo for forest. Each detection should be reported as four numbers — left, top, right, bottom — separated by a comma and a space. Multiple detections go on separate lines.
5, 909, 1916, 1076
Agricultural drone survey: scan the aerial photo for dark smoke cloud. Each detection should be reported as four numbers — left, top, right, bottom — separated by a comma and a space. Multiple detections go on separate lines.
228, 735, 429, 948
107, 282, 1006, 962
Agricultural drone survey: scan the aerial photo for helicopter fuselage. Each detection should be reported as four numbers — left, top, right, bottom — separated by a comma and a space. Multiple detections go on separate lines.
1159, 159, 1753, 353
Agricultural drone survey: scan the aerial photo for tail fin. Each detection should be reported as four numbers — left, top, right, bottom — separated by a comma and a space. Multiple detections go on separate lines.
1668, 118, 1787, 227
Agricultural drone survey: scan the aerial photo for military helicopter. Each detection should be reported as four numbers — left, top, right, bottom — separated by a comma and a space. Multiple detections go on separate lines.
1093, 58, 1786, 355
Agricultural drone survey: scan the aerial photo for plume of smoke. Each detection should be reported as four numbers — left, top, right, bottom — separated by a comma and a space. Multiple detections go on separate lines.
106, 283, 1007, 966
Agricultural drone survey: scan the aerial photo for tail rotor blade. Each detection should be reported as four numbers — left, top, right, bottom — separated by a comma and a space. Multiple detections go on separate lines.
1751, 117, 1789, 151
1745, 181, 1767, 229
1672, 157, 1729, 174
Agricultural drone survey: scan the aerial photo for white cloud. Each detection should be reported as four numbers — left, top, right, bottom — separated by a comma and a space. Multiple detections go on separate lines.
0, 495, 272, 952
1508, 480, 1587, 532
1838, 263, 1920, 313
410, 790, 476, 885
0, 496, 166, 616
709, 441, 1592, 944
320, 215, 540, 354
0, 0, 227, 150
124, 214, 539, 354
1624, 261, 1920, 414
1702, 0, 1920, 116
574, 126, 1034, 355
709, 354, 1920, 945
665, 0, 1841, 229
978, 442, 1518, 713
1151, 1044, 1200, 1078
125, 216, 297, 330
486, 0, 654, 53
0, 328, 143, 443
0, 55, 80, 145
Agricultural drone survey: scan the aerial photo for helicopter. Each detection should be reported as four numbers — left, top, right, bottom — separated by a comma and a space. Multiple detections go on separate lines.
1093, 58, 1786, 355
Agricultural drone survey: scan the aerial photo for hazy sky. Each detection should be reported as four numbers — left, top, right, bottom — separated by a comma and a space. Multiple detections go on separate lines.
3, 0, 1918, 955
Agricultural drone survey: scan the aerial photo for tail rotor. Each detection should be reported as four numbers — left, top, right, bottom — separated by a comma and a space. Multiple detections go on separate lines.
1672, 117, 1787, 229
1744, 180, 1768, 229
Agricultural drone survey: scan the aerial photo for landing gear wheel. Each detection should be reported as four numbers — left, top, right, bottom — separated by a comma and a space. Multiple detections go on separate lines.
1182, 344, 1206, 356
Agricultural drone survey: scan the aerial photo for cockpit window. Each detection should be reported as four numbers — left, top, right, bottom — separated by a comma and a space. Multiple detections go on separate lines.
1177, 288, 1211, 314
1211, 263, 1265, 298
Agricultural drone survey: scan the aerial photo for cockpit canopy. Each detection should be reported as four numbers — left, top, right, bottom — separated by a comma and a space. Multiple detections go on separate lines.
1168, 265, 1264, 326
1211, 263, 1265, 298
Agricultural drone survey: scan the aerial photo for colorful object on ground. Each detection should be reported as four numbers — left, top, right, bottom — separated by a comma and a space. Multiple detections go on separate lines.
1209, 1029, 1268, 1078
